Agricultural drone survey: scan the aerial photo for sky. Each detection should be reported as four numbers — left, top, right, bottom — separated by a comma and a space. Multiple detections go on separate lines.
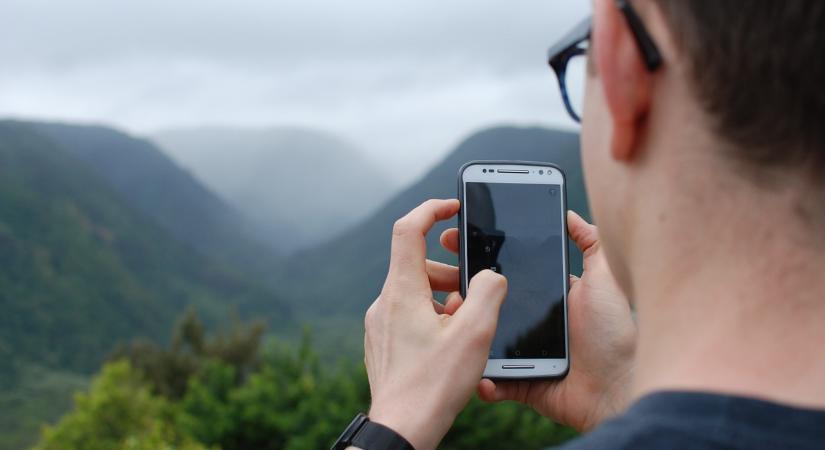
0, 0, 589, 184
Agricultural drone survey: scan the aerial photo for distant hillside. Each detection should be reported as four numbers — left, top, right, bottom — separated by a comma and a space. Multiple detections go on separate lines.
0, 120, 293, 371
153, 127, 395, 253
28, 121, 281, 271
0, 121, 291, 448
283, 126, 589, 317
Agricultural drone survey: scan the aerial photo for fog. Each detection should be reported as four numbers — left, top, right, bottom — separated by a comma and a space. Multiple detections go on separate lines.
0, 0, 588, 184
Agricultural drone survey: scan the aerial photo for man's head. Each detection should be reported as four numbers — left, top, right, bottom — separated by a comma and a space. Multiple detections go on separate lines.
578, 0, 825, 296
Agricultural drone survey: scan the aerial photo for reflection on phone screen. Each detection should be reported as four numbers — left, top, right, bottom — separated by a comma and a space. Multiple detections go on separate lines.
466, 182, 566, 359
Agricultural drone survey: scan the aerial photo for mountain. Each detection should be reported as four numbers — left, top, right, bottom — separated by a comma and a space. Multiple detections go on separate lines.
0, 120, 293, 371
282, 126, 589, 318
0, 121, 291, 448
0, 122, 587, 448
28, 121, 282, 271
153, 127, 396, 254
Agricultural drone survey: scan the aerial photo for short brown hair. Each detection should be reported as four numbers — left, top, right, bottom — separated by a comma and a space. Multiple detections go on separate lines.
654, 0, 825, 183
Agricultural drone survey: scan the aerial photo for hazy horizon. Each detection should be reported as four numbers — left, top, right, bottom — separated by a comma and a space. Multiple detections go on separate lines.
1, 0, 588, 184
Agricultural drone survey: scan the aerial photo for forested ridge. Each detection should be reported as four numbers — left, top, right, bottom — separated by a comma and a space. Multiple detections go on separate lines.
0, 121, 586, 449
34, 313, 577, 450
0, 121, 290, 448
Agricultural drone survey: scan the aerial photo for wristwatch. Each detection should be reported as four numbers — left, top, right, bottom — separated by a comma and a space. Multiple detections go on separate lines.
330, 413, 415, 450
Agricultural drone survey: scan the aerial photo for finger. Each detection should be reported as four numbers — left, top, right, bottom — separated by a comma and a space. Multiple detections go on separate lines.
477, 378, 531, 404
443, 291, 464, 316
453, 270, 508, 335
439, 228, 460, 254
426, 260, 459, 292
477, 378, 500, 402
569, 274, 580, 288
431, 298, 446, 314
385, 199, 461, 294
567, 210, 599, 254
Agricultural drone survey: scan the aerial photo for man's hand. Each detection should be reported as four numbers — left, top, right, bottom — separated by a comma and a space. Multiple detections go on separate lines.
364, 199, 508, 450
475, 211, 637, 431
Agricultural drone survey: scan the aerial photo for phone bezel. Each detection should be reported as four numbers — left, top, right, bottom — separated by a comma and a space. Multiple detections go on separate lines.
458, 160, 570, 379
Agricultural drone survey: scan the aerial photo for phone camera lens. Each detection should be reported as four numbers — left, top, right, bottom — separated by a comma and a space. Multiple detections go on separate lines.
482, 169, 487, 173
539, 170, 544, 175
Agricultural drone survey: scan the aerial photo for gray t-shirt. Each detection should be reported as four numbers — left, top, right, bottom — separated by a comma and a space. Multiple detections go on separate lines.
557, 391, 825, 449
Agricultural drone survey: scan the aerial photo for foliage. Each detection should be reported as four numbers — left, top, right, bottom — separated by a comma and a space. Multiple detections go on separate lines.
0, 364, 87, 450
36, 313, 575, 450
175, 339, 371, 450
4, 122, 586, 449
0, 120, 290, 376
0, 341, 15, 390
29, 121, 282, 282
33, 361, 209, 450
0, 121, 290, 449
446, 398, 578, 449
110, 309, 265, 400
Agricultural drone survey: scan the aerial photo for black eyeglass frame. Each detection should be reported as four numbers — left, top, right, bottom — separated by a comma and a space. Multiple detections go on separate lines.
547, 0, 663, 123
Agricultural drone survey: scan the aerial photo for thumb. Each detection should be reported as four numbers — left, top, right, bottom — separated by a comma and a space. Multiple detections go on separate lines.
453, 269, 508, 335
567, 210, 599, 254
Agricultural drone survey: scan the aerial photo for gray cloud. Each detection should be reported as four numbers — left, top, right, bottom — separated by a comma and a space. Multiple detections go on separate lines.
0, 0, 589, 183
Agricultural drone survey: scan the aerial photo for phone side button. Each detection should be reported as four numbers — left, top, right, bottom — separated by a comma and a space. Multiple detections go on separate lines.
501, 364, 535, 370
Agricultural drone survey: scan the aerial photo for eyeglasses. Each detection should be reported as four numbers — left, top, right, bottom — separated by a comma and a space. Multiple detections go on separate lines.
547, 0, 663, 123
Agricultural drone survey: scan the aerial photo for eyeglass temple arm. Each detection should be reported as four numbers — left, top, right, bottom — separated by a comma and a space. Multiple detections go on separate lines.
615, 0, 663, 71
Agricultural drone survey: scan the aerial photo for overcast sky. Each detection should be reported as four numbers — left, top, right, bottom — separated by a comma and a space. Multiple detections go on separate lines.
1, 0, 589, 184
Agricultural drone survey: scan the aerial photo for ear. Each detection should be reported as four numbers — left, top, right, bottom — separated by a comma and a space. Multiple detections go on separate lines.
592, 0, 654, 162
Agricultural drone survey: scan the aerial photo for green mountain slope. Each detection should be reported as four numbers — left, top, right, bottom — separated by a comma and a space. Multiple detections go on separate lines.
0, 121, 291, 374
0, 121, 291, 448
27, 121, 282, 271
283, 126, 589, 318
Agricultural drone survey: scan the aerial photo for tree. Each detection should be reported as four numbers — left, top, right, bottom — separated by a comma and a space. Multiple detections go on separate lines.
33, 361, 208, 450
109, 309, 264, 399
38, 312, 576, 450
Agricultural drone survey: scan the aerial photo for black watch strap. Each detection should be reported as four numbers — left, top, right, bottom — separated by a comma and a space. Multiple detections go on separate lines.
351, 419, 415, 450
331, 413, 415, 450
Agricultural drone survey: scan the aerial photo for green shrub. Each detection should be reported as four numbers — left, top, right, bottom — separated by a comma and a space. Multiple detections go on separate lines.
35, 314, 575, 450
33, 361, 208, 450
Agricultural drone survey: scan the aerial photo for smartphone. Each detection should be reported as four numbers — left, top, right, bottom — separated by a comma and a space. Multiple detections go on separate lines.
458, 161, 569, 379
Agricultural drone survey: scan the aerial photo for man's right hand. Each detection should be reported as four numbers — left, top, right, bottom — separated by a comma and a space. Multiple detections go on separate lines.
441, 210, 637, 432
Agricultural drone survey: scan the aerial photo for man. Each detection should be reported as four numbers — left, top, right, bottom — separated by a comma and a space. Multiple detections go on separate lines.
338, 0, 825, 448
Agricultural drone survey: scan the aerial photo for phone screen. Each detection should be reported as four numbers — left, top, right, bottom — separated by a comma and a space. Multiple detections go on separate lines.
465, 181, 567, 359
